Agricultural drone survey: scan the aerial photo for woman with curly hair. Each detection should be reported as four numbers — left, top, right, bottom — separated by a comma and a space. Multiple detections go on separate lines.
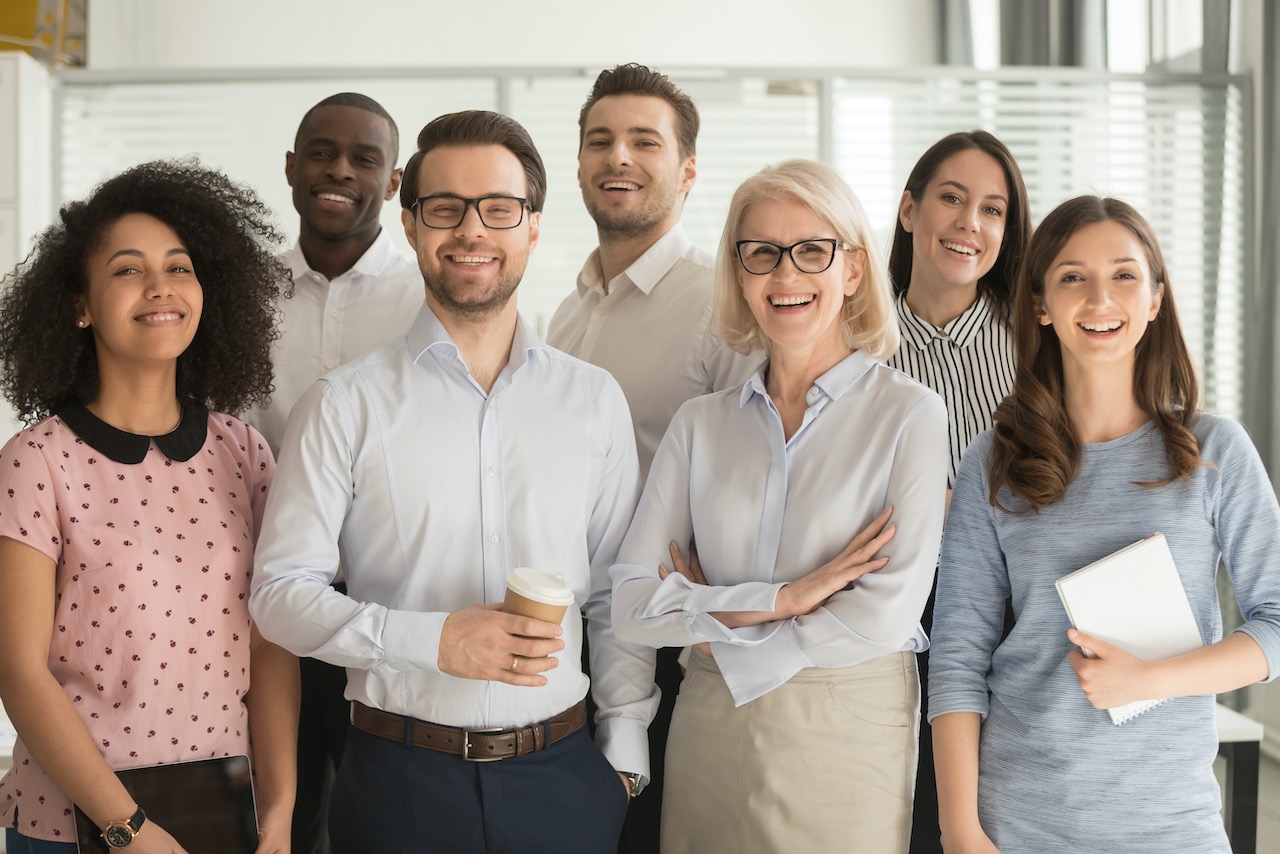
929, 197, 1280, 852
0, 160, 298, 853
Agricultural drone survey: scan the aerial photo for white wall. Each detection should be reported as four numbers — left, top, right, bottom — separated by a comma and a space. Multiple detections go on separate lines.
84, 0, 940, 70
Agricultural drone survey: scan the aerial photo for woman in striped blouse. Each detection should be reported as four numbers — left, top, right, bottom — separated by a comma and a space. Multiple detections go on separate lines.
885, 131, 1031, 854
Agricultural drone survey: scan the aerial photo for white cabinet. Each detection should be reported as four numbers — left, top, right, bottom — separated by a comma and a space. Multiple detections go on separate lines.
1248, 683, 1280, 760
0, 52, 53, 439
0, 52, 53, 273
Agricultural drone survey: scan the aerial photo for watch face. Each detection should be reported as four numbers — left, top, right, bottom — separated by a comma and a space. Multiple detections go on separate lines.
104, 824, 134, 847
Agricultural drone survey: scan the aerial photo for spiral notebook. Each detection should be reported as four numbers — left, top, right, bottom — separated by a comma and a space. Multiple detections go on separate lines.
1054, 532, 1204, 725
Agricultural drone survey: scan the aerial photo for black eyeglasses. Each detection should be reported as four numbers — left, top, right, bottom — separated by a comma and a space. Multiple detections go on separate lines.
410, 195, 530, 229
735, 238, 853, 276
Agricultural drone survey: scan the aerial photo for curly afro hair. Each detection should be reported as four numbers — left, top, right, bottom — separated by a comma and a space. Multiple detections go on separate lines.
0, 158, 289, 423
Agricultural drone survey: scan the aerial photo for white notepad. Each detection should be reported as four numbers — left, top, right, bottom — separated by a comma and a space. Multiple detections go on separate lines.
1055, 532, 1204, 725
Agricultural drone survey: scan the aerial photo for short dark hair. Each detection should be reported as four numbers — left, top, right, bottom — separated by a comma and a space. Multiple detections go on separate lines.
399, 110, 547, 213
0, 159, 288, 422
295, 92, 400, 163
888, 130, 1030, 317
578, 63, 699, 160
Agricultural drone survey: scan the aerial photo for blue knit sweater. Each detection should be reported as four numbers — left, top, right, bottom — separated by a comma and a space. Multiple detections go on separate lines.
929, 413, 1280, 852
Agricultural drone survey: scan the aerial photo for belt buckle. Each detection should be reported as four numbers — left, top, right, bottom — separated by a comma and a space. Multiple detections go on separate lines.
462, 726, 506, 762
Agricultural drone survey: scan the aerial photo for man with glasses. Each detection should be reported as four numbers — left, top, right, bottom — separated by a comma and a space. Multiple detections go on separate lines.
250, 110, 654, 852
243, 91, 422, 854
547, 63, 754, 853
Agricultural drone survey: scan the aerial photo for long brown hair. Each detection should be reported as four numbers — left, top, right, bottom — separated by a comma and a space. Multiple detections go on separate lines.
888, 130, 1030, 319
988, 196, 1201, 510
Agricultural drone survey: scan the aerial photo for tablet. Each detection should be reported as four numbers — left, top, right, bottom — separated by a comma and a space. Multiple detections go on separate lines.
75, 754, 257, 853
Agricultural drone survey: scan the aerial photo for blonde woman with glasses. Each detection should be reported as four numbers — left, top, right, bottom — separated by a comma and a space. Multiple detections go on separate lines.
611, 159, 948, 853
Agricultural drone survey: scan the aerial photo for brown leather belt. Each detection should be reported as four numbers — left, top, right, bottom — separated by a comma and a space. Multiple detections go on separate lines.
350, 699, 587, 762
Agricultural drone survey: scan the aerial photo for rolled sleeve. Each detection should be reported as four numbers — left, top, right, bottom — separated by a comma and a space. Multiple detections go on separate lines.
927, 431, 1008, 722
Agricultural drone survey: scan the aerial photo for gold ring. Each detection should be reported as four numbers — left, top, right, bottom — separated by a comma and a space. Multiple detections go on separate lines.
511, 656, 519, 673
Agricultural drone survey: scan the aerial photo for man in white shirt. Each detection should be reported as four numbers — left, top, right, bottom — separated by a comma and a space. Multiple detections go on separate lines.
242, 92, 423, 854
548, 64, 754, 478
547, 64, 754, 852
250, 110, 655, 853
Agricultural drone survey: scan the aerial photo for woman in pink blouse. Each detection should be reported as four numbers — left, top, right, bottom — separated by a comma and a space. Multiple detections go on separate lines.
0, 161, 297, 853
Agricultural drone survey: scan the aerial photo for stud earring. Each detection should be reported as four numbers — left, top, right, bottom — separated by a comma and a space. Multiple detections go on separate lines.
77, 320, 87, 328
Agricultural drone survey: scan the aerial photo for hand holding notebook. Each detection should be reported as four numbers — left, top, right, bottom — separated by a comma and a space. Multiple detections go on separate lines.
1055, 533, 1205, 725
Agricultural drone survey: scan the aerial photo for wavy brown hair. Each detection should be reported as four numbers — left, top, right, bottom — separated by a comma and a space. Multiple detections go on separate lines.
988, 196, 1201, 511
888, 130, 1030, 320
0, 158, 288, 423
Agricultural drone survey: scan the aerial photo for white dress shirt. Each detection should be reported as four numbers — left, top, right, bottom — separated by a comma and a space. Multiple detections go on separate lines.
547, 224, 759, 478
249, 304, 654, 776
244, 230, 424, 453
885, 293, 1015, 488
610, 349, 948, 706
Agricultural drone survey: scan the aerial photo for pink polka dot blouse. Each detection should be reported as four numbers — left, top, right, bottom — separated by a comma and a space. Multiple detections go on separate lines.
0, 405, 274, 841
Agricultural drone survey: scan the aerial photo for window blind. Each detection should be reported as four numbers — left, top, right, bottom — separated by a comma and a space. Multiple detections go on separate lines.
55, 67, 1247, 418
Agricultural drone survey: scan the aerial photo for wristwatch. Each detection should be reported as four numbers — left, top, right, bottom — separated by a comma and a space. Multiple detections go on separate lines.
621, 771, 646, 799
102, 805, 146, 849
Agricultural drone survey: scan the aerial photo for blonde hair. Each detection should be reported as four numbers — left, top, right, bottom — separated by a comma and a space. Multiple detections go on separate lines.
713, 159, 898, 358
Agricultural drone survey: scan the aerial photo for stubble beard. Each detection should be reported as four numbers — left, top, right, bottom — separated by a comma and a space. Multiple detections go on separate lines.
583, 178, 680, 243
421, 258, 525, 321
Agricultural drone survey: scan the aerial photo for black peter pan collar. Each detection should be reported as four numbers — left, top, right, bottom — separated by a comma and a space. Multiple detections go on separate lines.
57, 401, 208, 464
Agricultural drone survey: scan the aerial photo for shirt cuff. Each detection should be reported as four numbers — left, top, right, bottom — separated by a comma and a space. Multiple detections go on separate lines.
380, 609, 448, 675
1234, 624, 1280, 683
594, 714, 651, 780
924, 689, 991, 723
711, 626, 811, 706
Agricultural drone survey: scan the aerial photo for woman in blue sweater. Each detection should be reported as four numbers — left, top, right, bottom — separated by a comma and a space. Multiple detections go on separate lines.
928, 196, 1280, 852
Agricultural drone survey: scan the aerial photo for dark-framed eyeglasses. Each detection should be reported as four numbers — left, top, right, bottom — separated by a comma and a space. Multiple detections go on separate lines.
734, 238, 853, 276
410, 195, 530, 230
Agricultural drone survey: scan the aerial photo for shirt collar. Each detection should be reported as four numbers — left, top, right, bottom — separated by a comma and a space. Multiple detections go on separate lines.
405, 303, 550, 376
283, 229, 399, 282
739, 348, 877, 408
895, 291, 996, 350
56, 401, 209, 464
575, 223, 693, 298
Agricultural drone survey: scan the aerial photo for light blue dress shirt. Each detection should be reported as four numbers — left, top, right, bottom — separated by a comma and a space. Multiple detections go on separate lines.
250, 304, 655, 776
610, 348, 948, 706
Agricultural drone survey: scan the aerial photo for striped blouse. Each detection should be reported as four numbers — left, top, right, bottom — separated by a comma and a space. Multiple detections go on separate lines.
885, 293, 1015, 487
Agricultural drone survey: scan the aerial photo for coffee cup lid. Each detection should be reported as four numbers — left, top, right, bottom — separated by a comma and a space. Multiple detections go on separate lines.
505, 567, 575, 605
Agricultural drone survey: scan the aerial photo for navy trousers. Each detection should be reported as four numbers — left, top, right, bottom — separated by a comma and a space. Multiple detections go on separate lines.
329, 724, 629, 853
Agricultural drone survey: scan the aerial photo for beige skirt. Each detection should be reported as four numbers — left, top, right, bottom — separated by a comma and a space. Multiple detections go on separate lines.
661, 647, 919, 854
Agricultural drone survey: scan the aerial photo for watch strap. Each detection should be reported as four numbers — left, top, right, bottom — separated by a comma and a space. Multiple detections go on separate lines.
102, 804, 146, 848
622, 771, 645, 799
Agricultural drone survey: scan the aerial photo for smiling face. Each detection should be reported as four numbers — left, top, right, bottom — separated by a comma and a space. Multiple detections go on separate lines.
400, 143, 540, 322
899, 148, 1009, 296
578, 93, 695, 241
1037, 219, 1162, 376
735, 195, 863, 360
287, 104, 401, 247
76, 213, 203, 375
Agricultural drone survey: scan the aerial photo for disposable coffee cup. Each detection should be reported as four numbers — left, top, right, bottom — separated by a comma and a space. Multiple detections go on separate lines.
503, 567, 575, 626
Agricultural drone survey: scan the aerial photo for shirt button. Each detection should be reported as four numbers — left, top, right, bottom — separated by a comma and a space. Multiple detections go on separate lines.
490, 534, 500, 544
323, 360, 337, 370
487, 466, 496, 477
329, 310, 340, 319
